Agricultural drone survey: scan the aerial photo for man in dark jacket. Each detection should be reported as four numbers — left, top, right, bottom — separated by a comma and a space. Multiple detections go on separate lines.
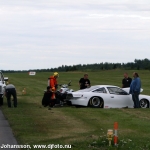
5, 84, 17, 108
79, 74, 91, 89
122, 73, 132, 88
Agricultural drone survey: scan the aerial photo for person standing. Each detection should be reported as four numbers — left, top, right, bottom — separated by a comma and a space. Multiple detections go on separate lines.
49, 72, 59, 107
4, 84, 17, 108
122, 73, 132, 88
79, 74, 91, 89
129, 72, 141, 108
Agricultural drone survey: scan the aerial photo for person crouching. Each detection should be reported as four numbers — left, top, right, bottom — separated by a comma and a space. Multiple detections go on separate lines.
5, 84, 17, 108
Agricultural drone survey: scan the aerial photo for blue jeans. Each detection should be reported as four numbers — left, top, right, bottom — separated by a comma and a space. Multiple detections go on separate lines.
6, 88, 17, 107
132, 92, 140, 108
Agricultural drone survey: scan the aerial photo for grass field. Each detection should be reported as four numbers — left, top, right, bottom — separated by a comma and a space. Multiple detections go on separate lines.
1, 70, 150, 150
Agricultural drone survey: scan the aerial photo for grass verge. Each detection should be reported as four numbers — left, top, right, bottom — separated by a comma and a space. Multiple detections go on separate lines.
1, 70, 150, 150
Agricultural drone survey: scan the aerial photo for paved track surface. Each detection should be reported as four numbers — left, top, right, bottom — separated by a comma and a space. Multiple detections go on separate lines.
0, 109, 18, 150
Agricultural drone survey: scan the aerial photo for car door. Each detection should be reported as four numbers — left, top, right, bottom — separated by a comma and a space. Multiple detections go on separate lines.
91, 87, 111, 107
106, 87, 133, 108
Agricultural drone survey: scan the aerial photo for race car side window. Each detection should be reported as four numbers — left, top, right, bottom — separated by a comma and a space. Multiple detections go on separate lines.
107, 87, 128, 95
92, 88, 107, 93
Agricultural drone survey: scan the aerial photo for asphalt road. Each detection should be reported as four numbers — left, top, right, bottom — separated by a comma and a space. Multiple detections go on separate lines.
0, 109, 18, 150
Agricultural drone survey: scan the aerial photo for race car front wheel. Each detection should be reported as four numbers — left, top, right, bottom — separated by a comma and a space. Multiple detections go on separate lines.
140, 99, 149, 108
89, 97, 103, 108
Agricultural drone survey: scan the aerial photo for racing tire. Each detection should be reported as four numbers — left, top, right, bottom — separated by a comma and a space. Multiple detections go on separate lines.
140, 99, 149, 108
89, 97, 103, 108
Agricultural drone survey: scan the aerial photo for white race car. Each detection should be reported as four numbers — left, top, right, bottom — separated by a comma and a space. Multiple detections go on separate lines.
66, 85, 150, 108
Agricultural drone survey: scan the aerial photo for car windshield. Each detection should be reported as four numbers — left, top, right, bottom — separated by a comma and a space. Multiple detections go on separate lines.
77, 86, 100, 92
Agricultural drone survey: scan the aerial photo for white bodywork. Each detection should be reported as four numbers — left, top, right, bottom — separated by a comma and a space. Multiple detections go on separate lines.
66, 85, 150, 108
0, 71, 8, 99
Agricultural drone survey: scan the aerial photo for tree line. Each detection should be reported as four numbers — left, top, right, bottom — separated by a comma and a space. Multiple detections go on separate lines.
1, 58, 150, 73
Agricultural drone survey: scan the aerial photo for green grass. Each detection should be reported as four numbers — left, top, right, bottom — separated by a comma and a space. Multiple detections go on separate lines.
1, 70, 150, 150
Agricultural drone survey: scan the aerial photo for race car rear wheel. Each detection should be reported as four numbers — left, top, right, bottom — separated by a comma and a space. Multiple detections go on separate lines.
140, 99, 149, 108
89, 97, 103, 108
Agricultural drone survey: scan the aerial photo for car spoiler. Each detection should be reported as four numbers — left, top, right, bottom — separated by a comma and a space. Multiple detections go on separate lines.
122, 88, 143, 93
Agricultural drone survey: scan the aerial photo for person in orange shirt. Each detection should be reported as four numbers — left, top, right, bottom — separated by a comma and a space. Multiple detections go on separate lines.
49, 72, 59, 107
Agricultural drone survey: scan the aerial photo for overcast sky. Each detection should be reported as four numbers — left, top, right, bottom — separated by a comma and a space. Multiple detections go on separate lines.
0, 0, 150, 70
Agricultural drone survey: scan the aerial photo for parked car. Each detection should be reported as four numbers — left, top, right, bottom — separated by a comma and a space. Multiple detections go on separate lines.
66, 85, 149, 108
0, 71, 8, 105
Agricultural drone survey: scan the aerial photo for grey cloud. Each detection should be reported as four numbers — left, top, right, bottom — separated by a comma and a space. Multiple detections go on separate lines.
0, 0, 150, 70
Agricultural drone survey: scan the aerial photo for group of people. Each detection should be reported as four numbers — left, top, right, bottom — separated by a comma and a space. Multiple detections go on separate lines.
2, 72, 91, 109
1, 71, 141, 109
79, 72, 142, 108
122, 72, 141, 108
42, 71, 141, 109
42, 72, 91, 109
42, 72, 59, 109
